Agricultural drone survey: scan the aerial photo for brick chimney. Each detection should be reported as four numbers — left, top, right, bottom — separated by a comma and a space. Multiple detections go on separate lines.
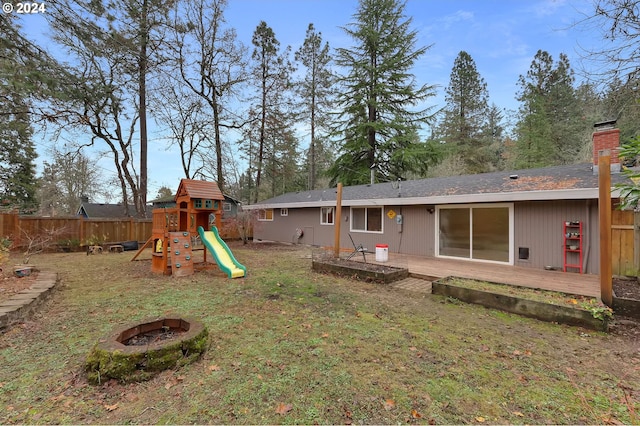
592, 120, 620, 174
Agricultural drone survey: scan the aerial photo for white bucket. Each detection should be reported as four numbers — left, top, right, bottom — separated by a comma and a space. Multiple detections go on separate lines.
375, 244, 389, 262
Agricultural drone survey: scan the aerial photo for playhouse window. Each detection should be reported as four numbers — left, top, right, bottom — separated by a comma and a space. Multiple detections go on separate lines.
194, 199, 202, 208
258, 209, 273, 221
320, 207, 334, 225
205, 199, 213, 209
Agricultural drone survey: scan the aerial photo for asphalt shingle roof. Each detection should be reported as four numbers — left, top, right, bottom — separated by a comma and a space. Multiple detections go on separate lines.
77, 203, 153, 218
252, 163, 630, 206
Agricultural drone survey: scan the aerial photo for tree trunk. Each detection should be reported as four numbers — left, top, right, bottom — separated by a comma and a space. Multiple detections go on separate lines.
138, 0, 149, 218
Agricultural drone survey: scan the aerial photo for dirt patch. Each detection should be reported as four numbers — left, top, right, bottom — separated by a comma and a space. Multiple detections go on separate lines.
613, 277, 640, 299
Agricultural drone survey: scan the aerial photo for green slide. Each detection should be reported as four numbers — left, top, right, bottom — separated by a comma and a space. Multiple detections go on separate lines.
197, 226, 246, 278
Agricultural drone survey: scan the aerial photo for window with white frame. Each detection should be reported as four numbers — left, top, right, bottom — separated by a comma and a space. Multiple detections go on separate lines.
223, 202, 232, 212
350, 207, 383, 232
280, 208, 288, 216
320, 207, 334, 225
258, 209, 274, 221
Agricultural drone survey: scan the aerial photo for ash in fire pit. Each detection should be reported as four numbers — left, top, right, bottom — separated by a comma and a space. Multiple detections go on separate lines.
122, 326, 187, 346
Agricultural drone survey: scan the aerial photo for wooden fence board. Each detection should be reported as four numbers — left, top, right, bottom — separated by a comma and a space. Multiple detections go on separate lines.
0, 212, 245, 250
611, 209, 636, 276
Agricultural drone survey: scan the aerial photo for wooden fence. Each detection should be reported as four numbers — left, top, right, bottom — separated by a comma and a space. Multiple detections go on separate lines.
0, 212, 251, 251
611, 208, 637, 276
0, 212, 152, 249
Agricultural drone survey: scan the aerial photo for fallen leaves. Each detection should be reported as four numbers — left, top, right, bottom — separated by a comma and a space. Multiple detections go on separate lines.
104, 403, 119, 412
275, 402, 293, 415
383, 399, 395, 410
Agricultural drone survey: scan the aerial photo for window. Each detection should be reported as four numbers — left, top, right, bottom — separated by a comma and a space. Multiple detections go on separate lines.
437, 204, 512, 264
223, 202, 232, 212
258, 209, 273, 221
205, 199, 213, 209
350, 207, 383, 232
194, 199, 202, 208
321, 207, 334, 225
281, 208, 288, 217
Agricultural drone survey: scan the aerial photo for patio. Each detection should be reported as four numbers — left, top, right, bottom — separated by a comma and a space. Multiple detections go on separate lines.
357, 252, 601, 298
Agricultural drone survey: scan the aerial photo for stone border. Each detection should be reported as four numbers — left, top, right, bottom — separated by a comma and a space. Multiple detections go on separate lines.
432, 278, 608, 332
0, 270, 58, 331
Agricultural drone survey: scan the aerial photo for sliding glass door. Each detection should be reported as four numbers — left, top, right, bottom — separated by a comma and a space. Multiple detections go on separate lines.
437, 204, 512, 264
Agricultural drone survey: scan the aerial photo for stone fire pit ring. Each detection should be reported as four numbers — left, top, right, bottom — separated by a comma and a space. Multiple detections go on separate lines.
86, 316, 208, 385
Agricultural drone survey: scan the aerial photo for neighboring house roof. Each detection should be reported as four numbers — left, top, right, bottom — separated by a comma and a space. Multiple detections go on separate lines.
176, 179, 224, 201
244, 163, 631, 209
77, 203, 152, 218
148, 195, 175, 204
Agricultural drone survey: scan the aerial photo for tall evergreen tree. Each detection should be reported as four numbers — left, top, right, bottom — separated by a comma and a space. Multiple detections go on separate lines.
0, 16, 39, 213
243, 21, 296, 203
442, 51, 490, 173
482, 103, 507, 170
602, 76, 640, 144
513, 50, 583, 168
329, 0, 437, 185
295, 23, 335, 190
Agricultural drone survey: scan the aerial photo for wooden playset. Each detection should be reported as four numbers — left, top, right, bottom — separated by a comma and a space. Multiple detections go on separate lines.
133, 179, 245, 278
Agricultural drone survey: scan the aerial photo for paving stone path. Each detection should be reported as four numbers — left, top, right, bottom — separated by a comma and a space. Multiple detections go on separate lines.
391, 276, 432, 294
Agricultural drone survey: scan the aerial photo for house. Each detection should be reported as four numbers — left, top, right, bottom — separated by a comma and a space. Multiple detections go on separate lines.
244, 122, 632, 275
76, 200, 153, 219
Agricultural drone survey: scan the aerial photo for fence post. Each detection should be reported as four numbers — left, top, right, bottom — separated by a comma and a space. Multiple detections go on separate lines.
79, 216, 85, 246
13, 211, 20, 247
635, 211, 640, 277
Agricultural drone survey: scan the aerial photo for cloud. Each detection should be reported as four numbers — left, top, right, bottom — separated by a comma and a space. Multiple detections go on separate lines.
439, 10, 475, 29
527, 0, 569, 17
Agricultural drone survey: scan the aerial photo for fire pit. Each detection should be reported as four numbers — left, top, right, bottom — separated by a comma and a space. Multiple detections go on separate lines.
86, 316, 208, 384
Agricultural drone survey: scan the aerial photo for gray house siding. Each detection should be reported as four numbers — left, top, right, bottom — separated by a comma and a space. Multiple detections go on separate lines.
254, 199, 601, 274
255, 208, 328, 246
514, 200, 599, 274
347, 205, 435, 257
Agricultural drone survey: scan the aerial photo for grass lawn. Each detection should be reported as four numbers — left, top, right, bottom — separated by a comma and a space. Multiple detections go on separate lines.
0, 242, 638, 424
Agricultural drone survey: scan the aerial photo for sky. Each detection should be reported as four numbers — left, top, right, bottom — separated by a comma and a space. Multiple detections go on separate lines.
16, 0, 603, 201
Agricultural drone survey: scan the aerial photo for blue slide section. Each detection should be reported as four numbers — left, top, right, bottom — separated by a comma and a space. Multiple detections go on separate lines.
197, 226, 246, 278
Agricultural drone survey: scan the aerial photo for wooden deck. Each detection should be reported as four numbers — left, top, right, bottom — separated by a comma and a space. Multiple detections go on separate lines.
357, 252, 600, 298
